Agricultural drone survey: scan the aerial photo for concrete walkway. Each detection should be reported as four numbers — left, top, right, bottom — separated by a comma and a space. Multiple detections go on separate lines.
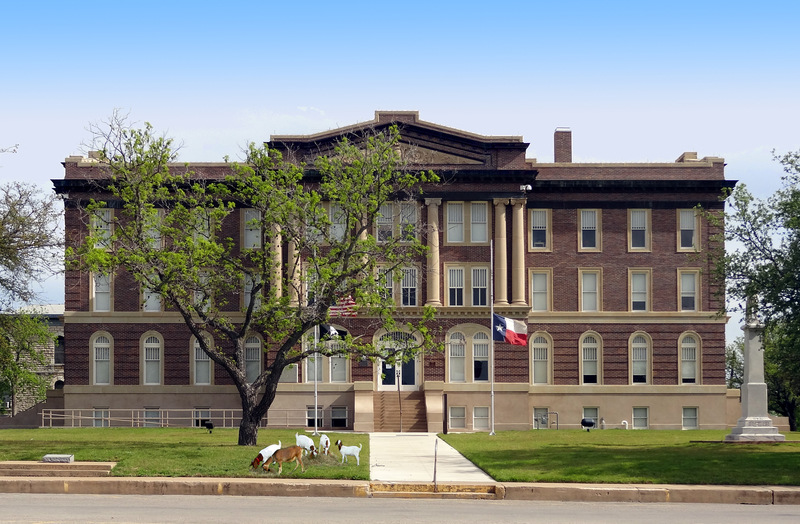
369, 433, 493, 483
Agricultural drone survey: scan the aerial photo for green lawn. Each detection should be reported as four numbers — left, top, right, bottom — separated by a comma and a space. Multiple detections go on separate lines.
440, 429, 800, 485
0, 428, 369, 479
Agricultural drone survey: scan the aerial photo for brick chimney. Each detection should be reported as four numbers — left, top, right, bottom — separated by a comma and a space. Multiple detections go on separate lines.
554, 127, 572, 163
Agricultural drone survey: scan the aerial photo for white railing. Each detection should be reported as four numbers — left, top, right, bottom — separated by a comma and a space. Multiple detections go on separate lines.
40, 407, 349, 429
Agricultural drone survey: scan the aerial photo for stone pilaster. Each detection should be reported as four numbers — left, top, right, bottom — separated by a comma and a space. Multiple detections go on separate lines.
425, 198, 442, 307
493, 199, 509, 305
510, 198, 527, 306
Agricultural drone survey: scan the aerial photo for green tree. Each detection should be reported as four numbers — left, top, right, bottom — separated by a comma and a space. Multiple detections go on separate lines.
712, 149, 800, 428
725, 336, 744, 389
71, 114, 440, 445
0, 313, 54, 415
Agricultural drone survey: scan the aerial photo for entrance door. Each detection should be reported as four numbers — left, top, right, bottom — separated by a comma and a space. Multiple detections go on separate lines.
377, 332, 420, 391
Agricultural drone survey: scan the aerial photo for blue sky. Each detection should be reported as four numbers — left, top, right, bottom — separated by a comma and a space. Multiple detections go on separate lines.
2, 1, 798, 341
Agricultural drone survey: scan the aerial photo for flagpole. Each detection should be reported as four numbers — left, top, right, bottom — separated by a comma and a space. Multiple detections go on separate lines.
313, 323, 319, 436
490, 240, 495, 436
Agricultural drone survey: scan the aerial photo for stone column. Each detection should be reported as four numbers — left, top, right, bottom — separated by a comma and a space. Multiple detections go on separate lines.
425, 198, 442, 307
510, 198, 527, 306
725, 317, 785, 442
493, 199, 509, 306
288, 239, 300, 306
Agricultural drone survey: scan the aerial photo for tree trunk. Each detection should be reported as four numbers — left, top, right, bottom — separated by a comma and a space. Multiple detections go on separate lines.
238, 415, 259, 446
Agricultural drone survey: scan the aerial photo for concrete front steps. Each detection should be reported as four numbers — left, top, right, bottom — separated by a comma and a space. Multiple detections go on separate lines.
370, 481, 501, 499
0, 461, 116, 477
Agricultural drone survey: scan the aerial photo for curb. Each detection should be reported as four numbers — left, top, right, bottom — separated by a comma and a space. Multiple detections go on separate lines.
1, 477, 800, 504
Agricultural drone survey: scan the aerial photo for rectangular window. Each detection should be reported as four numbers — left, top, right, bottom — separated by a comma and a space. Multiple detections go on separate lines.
530, 209, 550, 249
679, 209, 697, 251
582, 345, 598, 384
579, 209, 599, 250
470, 202, 488, 243
244, 274, 262, 310
306, 405, 322, 428
473, 406, 490, 430
93, 409, 110, 428
401, 267, 417, 306
94, 341, 110, 385
583, 407, 599, 425
632, 336, 648, 384
531, 270, 550, 312
400, 202, 417, 241
534, 407, 550, 429
279, 363, 297, 383
446, 202, 464, 243
472, 267, 488, 306
449, 406, 466, 429
680, 271, 698, 311
93, 273, 111, 312
580, 270, 601, 312
682, 407, 698, 429
194, 343, 211, 385
379, 268, 393, 302
243, 209, 262, 249
473, 339, 489, 382
377, 203, 393, 242
142, 285, 161, 312
307, 354, 323, 383
629, 209, 649, 250
681, 337, 698, 384
633, 407, 649, 429
143, 409, 161, 428
193, 409, 210, 428
630, 271, 649, 312
92, 208, 112, 249
331, 406, 348, 428
245, 337, 261, 383
449, 340, 466, 382
331, 355, 348, 383
448, 268, 464, 306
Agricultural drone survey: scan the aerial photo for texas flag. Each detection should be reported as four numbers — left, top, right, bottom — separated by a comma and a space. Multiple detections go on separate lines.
492, 314, 528, 346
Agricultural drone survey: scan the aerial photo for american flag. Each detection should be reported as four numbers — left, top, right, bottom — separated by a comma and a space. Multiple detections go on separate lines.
329, 295, 357, 317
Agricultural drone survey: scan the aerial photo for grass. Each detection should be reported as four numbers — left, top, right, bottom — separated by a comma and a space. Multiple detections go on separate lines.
2, 428, 799, 485
0, 428, 369, 479
439, 429, 800, 485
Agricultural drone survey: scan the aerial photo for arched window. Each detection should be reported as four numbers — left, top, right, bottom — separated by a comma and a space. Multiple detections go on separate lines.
193, 336, 212, 385
92, 334, 112, 385
449, 332, 466, 382
245, 336, 261, 383
531, 335, 550, 384
631, 334, 650, 384
680, 334, 699, 384
473, 332, 489, 382
581, 334, 600, 384
143, 334, 162, 385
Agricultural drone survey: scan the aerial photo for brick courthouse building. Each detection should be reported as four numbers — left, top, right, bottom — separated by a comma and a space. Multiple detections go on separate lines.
53, 111, 735, 432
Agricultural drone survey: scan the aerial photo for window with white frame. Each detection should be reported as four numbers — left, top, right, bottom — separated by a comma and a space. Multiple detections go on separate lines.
400, 202, 417, 241
195, 210, 213, 241
193, 408, 210, 427
470, 202, 488, 242
448, 268, 464, 306
446, 202, 464, 242
472, 267, 488, 306
579, 209, 600, 250
93, 273, 111, 312
449, 332, 466, 382
244, 273, 262, 310
401, 267, 417, 306
580, 269, 601, 312
194, 271, 210, 313
331, 406, 348, 428
193, 339, 212, 385
330, 203, 346, 241
142, 272, 161, 312
330, 354, 348, 383
93, 335, 111, 385
530, 209, 550, 250
682, 406, 698, 429
633, 407, 649, 429
306, 405, 322, 428
630, 270, 650, 312
143, 408, 161, 427
681, 335, 698, 384
145, 210, 163, 250
679, 270, 699, 311
93, 408, 110, 427
530, 270, 550, 312
678, 209, 698, 251
449, 406, 466, 429
92, 208, 112, 249
631, 335, 649, 384
245, 336, 261, 383
532, 335, 549, 384
377, 203, 394, 242
279, 363, 298, 383
473, 406, 490, 430
534, 407, 549, 429
473, 333, 490, 382
376, 202, 418, 243
629, 209, 650, 250
143, 335, 161, 385
581, 334, 599, 384
243, 209, 262, 249
583, 407, 599, 425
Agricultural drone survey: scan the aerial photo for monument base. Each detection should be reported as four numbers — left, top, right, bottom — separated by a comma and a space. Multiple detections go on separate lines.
725, 417, 785, 442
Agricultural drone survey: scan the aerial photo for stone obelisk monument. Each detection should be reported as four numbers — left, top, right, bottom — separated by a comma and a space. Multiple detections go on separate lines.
725, 312, 785, 442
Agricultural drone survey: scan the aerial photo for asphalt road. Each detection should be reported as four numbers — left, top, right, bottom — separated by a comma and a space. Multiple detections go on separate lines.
3, 494, 800, 523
